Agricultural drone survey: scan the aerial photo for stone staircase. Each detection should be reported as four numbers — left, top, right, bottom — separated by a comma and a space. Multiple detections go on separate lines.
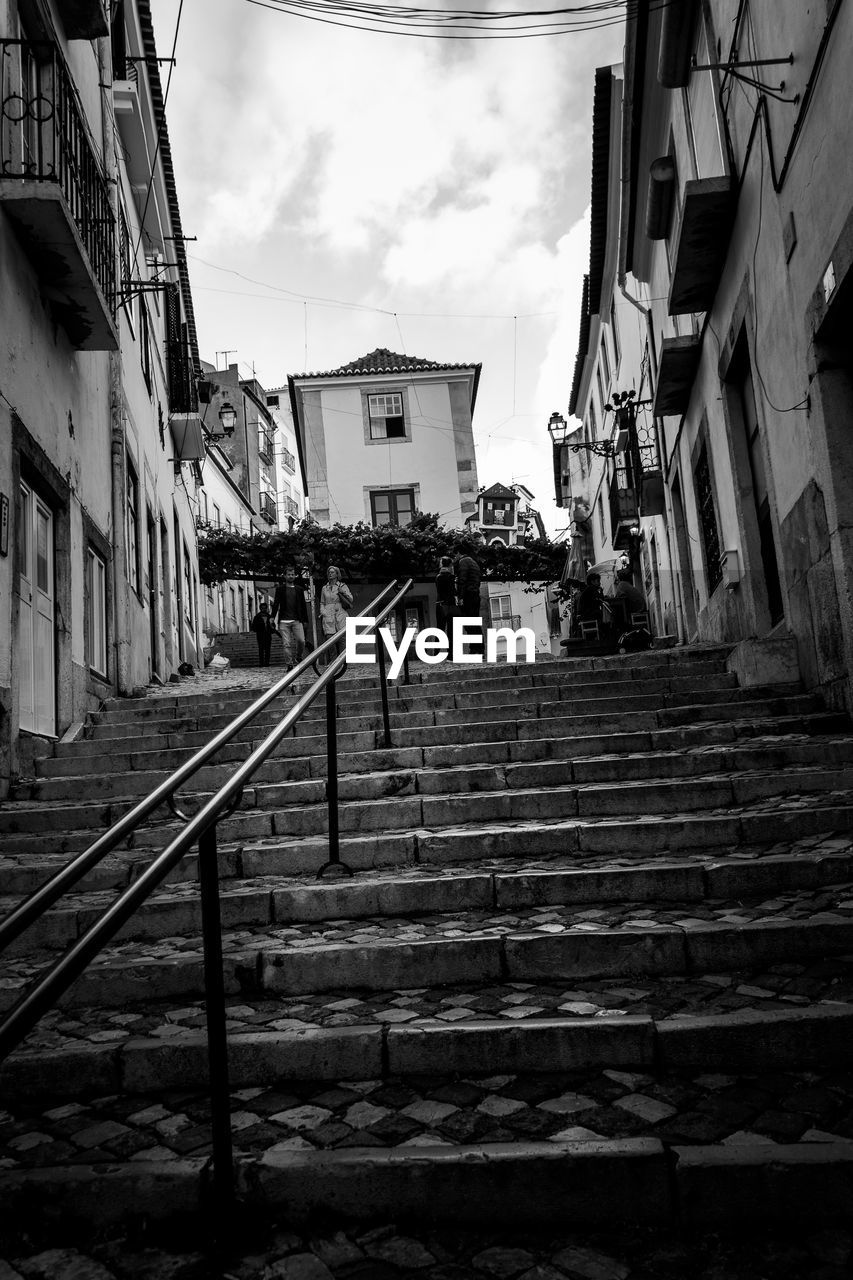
2, 645, 853, 1243
212, 628, 291, 667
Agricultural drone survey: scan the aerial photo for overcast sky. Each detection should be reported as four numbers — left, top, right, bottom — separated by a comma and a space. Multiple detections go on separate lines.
149, 0, 623, 534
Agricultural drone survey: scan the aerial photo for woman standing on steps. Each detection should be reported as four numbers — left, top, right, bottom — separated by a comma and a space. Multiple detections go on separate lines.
319, 565, 354, 662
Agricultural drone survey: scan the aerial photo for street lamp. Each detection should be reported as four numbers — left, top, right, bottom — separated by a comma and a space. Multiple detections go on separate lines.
547, 410, 615, 458
217, 401, 237, 436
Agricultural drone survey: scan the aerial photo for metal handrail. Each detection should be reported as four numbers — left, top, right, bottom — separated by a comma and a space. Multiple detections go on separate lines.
0, 579, 398, 955
0, 577, 413, 1218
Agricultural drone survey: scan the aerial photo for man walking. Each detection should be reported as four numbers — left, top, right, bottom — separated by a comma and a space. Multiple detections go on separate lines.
454, 550, 483, 657
250, 601, 274, 667
272, 565, 310, 670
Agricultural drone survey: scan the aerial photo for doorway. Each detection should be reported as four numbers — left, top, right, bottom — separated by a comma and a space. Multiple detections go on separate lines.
147, 513, 159, 679
18, 481, 55, 736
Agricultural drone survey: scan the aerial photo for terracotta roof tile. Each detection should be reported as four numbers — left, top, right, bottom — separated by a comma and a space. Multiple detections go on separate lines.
291, 348, 479, 379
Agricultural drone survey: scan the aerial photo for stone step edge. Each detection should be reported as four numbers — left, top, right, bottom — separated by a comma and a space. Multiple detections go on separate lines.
27, 724, 853, 800
3, 1004, 851, 1099
6, 912, 853, 1010
1, 1138, 851, 1231
55, 693, 825, 758
36, 711, 850, 781
7, 851, 853, 954
11, 760, 853, 836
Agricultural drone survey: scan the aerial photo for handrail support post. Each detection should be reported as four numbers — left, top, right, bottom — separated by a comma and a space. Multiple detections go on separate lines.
378, 645, 393, 748
198, 824, 235, 1219
318, 667, 353, 879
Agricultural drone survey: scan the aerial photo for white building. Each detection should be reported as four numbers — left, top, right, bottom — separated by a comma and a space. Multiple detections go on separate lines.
264, 385, 308, 527
287, 348, 480, 530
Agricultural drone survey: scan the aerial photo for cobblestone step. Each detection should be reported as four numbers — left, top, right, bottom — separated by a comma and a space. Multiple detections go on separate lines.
85, 672, 743, 732
4, 881, 853, 1011
5, 839, 852, 953
7, 760, 853, 843
4, 959, 853, 1098
32, 708, 847, 782
2, 1219, 849, 1278
2, 1059, 853, 1232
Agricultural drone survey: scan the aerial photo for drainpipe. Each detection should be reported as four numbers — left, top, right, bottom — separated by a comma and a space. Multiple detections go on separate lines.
618, 274, 687, 645
98, 37, 131, 694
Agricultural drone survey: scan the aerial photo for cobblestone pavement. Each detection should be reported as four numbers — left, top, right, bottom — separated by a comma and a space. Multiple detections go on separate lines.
4, 881, 853, 1004
4, 1053, 853, 1169
6, 953, 853, 1051
2, 1221, 852, 1279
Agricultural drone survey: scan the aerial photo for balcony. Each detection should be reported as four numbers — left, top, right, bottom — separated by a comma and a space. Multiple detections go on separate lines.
668, 176, 736, 315
608, 461, 639, 551
0, 40, 117, 350
57, 0, 109, 39
285, 495, 300, 518
259, 492, 277, 525
281, 445, 296, 474
258, 429, 274, 464
652, 335, 702, 417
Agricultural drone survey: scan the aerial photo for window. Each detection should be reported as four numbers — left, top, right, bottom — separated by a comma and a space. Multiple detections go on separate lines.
87, 549, 108, 677
484, 500, 512, 526
229, 586, 236, 617
600, 337, 610, 389
183, 542, 194, 627
367, 392, 406, 440
694, 441, 722, 594
588, 400, 598, 443
125, 458, 139, 593
489, 595, 513, 622
266, 394, 280, 409
140, 300, 152, 394
370, 488, 415, 527
597, 493, 607, 546
596, 364, 606, 411
213, 502, 221, 528
610, 299, 620, 368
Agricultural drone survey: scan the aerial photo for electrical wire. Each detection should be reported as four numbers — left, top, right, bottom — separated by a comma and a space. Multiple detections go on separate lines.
241, 0, 678, 41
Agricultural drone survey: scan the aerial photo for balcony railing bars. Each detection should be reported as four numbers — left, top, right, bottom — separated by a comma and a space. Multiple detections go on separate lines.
0, 39, 115, 304
0, 579, 412, 1227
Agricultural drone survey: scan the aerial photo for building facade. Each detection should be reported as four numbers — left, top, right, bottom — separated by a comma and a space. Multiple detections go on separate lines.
0, 0, 202, 795
617, 0, 853, 705
264, 384, 308, 528
555, 65, 678, 641
287, 348, 481, 531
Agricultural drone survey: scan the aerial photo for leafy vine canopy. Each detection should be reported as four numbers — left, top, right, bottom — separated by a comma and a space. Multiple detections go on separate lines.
198, 513, 564, 588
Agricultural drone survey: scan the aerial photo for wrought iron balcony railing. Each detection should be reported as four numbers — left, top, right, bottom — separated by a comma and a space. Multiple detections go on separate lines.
0, 39, 115, 307
258, 429, 274, 464
281, 445, 296, 474
259, 492, 277, 525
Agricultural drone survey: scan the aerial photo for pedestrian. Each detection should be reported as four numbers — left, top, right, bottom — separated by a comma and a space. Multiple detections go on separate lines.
454, 549, 483, 656
271, 564, 310, 670
576, 572, 605, 633
435, 555, 456, 637
612, 568, 647, 626
319, 564, 354, 660
249, 600, 274, 667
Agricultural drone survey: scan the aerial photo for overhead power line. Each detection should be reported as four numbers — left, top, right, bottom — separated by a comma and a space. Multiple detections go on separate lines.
241, 0, 670, 40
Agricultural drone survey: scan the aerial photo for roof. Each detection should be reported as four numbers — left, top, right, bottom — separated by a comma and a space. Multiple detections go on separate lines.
568, 274, 591, 416
621, 0, 651, 278
480, 483, 518, 500
291, 348, 481, 380
138, 0, 200, 373
568, 65, 616, 417
588, 66, 613, 317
